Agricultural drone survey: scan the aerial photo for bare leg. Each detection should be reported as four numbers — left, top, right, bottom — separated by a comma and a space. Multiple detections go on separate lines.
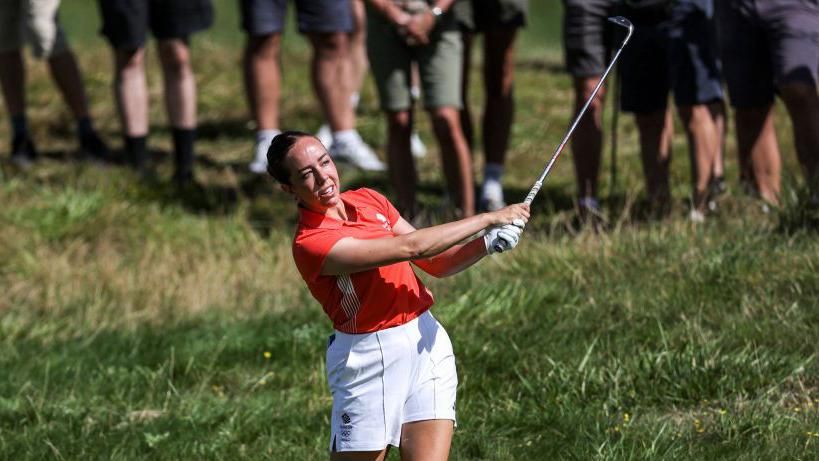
482, 26, 517, 167
386, 110, 416, 217
734, 105, 780, 204
678, 104, 718, 212
309, 32, 355, 132
635, 108, 674, 212
430, 106, 475, 217
47, 49, 90, 119
571, 76, 606, 201
243, 33, 282, 131
113, 47, 149, 137
157, 39, 196, 129
0, 50, 26, 117
779, 82, 819, 191
348, 0, 368, 100
709, 100, 726, 179
330, 446, 388, 461
399, 419, 454, 461
459, 31, 474, 149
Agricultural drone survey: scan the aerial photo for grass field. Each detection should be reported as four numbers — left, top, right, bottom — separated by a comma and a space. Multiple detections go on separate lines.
1, 1, 818, 459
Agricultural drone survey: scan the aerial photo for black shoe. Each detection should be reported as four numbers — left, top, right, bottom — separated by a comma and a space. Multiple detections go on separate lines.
79, 131, 111, 163
11, 135, 37, 168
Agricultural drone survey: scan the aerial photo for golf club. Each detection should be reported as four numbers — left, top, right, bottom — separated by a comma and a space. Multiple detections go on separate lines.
494, 16, 634, 253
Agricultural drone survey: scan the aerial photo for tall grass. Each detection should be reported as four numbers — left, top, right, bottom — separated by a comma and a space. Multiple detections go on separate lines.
1, 1, 817, 459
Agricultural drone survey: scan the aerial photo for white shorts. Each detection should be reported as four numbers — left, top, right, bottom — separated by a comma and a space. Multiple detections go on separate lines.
325, 310, 458, 452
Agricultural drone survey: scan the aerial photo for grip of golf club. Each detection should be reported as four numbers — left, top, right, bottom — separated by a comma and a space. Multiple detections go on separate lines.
493, 240, 509, 254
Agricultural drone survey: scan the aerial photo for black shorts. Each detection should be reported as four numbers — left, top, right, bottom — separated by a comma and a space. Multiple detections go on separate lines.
240, 0, 353, 36
98, 0, 213, 49
562, 0, 620, 77
717, 0, 819, 109
620, 0, 724, 113
454, 0, 528, 32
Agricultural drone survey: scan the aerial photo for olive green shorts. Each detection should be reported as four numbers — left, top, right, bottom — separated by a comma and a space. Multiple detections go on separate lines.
366, 8, 463, 111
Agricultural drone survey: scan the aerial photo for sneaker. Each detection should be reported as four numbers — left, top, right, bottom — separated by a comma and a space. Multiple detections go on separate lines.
79, 131, 111, 163
329, 135, 386, 172
249, 139, 269, 174
11, 135, 37, 168
479, 180, 506, 211
315, 124, 333, 149
410, 131, 427, 158
688, 209, 706, 223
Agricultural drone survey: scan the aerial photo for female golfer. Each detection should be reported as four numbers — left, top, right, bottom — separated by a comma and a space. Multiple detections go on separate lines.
267, 131, 529, 460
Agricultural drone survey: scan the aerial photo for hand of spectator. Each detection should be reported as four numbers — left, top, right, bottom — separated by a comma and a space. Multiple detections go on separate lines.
403, 10, 435, 46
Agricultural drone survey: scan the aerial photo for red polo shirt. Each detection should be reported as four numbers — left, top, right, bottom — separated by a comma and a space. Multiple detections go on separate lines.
292, 188, 434, 333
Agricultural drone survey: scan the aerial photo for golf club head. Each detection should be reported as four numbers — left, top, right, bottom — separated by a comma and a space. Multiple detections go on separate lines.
608, 16, 633, 31
608, 16, 634, 44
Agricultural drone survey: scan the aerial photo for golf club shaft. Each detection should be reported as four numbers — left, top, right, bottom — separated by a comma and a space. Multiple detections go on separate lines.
493, 17, 633, 253
523, 21, 633, 207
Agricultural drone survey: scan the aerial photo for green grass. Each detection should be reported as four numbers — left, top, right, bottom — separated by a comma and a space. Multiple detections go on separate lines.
1, 1, 818, 459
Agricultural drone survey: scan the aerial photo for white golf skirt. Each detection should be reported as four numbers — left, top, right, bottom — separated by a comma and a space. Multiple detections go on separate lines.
325, 310, 458, 452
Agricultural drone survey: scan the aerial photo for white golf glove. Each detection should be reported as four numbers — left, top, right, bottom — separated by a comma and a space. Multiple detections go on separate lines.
484, 219, 526, 254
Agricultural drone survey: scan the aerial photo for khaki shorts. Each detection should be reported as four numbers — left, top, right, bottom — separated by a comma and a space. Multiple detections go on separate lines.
0, 0, 68, 58
366, 6, 463, 111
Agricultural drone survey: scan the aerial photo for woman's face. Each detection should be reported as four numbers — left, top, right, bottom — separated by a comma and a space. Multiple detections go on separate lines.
281, 136, 342, 212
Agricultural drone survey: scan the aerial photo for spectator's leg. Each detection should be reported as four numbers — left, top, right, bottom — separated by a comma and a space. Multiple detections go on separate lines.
635, 108, 674, 212
244, 33, 281, 131
157, 39, 197, 181
386, 110, 416, 217
308, 32, 354, 132
47, 49, 89, 120
459, 31, 474, 149
571, 76, 605, 202
348, 0, 368, 107
479, 25, 518, 211
157, 39, 196, 129
113, 47, 148, 137
778, 82, 819, 192
709, 100, 726, 180
429, 106, 475, 217
482, 25, 516, 169
0, 50, 26, 121
734, 105, 780, 205
678, 104, 718, 212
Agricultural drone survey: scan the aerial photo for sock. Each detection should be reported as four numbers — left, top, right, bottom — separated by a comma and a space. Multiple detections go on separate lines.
256, 129, 280, 148
483, 163, 504, 185
332, 129, 359, 146
11, 114, 27, 139
172, 128, 196, 178
125, 135, 147, 169
350, 92, 360, 109
76, 116, 94, 138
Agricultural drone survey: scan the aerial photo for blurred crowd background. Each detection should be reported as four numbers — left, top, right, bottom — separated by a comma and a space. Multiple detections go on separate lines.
1, 0, 817, 225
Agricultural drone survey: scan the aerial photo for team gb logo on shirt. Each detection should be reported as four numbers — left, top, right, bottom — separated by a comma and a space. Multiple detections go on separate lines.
375, 213, 391, 231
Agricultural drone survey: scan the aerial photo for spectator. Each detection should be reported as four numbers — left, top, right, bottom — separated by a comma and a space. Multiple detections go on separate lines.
366, 0, 475, 218
619, 0, 725, 220
97, 0, 213, 185
315, 0, 428, 159
717, 0, 819, 207
562, 0, 620, 219
0, 0, 109, 168
454, 0, 528, 212
243, 0, 385, 174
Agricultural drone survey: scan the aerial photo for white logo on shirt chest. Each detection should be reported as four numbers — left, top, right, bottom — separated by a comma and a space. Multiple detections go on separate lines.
375, 213, 391, 231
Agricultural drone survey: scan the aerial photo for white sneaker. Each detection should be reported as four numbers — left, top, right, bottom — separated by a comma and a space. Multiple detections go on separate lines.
329, 135, 386, 172
410, 131, 427, 158
688, 209, 706, 223
315, 124, 332, 149
480, 180, 506, 211
249, 139, 270, 174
